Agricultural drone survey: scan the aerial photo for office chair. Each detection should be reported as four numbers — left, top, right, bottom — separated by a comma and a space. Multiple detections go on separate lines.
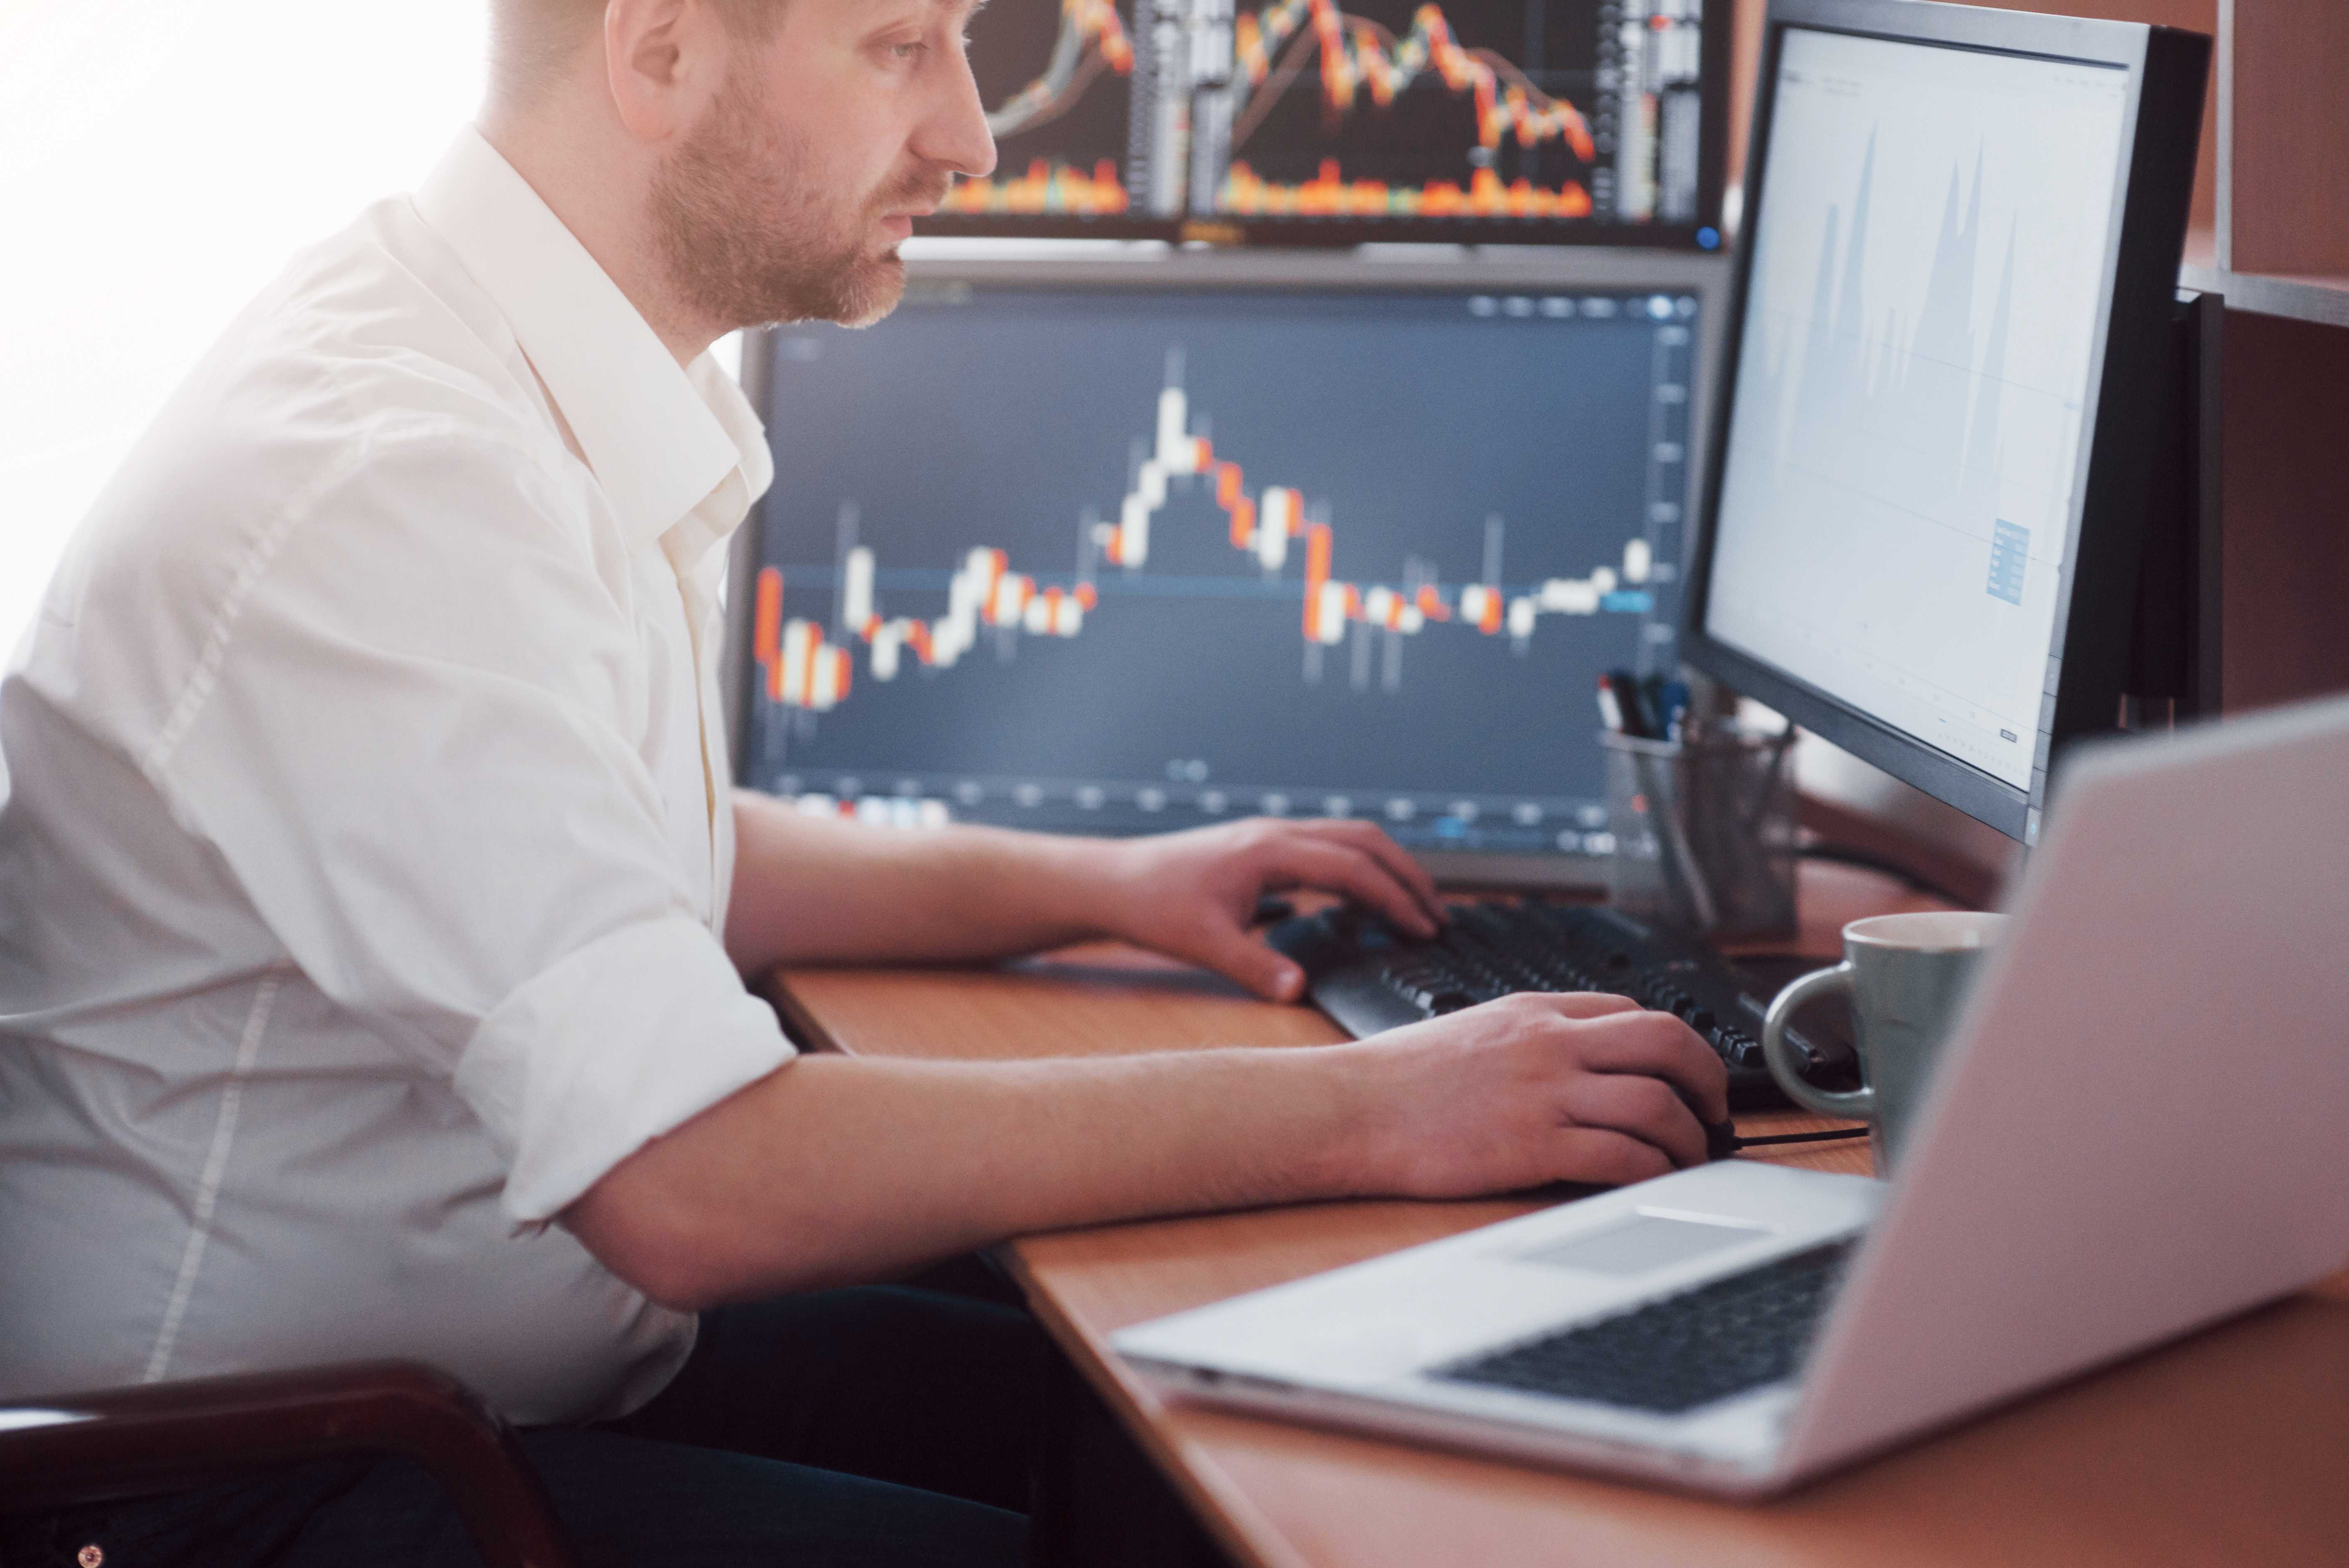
0, 1359, 580, 1567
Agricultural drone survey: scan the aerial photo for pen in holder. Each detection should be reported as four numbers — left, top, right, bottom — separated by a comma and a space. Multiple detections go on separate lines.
1601, 724, 1798, 940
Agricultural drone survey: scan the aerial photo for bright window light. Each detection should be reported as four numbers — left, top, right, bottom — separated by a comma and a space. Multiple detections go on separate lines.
0, 1, 490, 654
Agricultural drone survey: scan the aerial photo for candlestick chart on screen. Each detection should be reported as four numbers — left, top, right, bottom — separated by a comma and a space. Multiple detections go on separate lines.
942, 0, 1139, 219
935, 0, 1711, 232
742, 286, 1701, 847
751, 355, 1659, 716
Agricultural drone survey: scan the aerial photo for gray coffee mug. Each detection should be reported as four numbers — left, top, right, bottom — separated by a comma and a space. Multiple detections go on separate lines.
1759, 911, 2005, 1175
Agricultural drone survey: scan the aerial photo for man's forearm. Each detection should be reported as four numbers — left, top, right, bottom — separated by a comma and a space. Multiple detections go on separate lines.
566, 996, 1727, 1308
565, 1045, 1376, 1308
724, 794, 1449, 1000
724, 790, 1107, 974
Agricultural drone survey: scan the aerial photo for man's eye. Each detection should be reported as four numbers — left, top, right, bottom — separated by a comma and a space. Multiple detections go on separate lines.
889, 40, 927, 61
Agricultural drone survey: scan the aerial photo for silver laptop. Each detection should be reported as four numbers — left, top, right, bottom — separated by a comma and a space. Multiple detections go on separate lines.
1114, 695, 2349, 1496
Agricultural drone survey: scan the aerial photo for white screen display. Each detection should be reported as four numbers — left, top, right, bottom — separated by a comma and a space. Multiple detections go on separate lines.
1706, 29, 2130, 790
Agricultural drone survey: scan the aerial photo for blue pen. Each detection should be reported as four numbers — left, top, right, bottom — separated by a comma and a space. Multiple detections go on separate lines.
1660, 680, 1691, 741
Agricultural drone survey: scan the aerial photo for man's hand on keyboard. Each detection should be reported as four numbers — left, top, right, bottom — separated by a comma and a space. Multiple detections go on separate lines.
1091, 818, 1445, 1001
1354, 994, 1730, 1191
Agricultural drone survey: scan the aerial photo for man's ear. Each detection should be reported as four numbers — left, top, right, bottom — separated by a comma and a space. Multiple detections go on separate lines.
603, 0, 729, 142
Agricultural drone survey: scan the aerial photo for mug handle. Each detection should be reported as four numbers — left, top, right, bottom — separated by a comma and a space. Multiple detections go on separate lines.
1760, 963, 1878, 1121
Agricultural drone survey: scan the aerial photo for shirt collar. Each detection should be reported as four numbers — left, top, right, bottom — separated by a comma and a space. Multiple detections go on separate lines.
412, 127, 773, 562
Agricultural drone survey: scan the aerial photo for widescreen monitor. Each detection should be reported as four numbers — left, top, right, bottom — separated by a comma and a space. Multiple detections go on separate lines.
1683, 0, 2206, 843
931, 0, 1730, 249
725, 250, 1723, 886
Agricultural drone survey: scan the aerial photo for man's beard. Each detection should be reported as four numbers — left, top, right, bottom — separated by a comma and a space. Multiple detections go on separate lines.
649, 72, 949, 331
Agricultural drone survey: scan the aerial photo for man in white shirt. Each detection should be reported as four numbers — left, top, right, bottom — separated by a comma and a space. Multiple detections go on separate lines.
0, 0, 1725, 1561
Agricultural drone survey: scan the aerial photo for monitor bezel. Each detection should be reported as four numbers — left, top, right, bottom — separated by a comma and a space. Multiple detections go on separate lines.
918, 0, 1734, 253
723, 244, 1729, 890
1677, 0, 2206, 844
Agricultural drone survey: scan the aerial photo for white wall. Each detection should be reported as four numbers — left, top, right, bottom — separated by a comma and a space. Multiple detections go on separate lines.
0, 0, 490, 654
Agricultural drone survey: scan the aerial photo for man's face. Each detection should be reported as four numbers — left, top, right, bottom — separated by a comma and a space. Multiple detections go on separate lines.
650, 0, 995, 331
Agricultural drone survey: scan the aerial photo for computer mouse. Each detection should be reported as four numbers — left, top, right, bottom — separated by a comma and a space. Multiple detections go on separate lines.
1672, 1082, 1740, 1161
1703, 1118, 1740, 1162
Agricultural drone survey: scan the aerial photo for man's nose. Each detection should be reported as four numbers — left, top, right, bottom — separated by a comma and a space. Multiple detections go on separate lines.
918, 46, 998, 180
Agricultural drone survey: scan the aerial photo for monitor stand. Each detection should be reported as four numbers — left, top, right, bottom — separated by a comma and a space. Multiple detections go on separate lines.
2121, 288, 2225, 729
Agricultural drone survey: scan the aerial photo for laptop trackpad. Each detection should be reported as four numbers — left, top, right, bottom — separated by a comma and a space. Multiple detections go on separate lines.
1517, 1213, 1765, 1276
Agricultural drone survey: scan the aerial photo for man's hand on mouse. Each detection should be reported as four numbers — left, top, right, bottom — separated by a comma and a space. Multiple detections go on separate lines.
1068, 819, 1723, 1192
1085, 817, 1445, 1000
1341, 993, 1732, 1193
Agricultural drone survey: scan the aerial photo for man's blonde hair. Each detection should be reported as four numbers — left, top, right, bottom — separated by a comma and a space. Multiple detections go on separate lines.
487, 0, 786, 109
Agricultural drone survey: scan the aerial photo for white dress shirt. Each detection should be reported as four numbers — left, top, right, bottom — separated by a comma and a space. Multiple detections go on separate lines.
0, 129, 796, 1424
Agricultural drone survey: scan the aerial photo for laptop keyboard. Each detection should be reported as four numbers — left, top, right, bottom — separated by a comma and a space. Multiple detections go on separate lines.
1435, 1241, 1855, 1415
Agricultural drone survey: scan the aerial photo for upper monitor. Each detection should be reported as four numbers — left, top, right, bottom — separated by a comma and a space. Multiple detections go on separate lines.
1683, 0, 2206, 843
726, 250, 1722, 887
933, 0, 1731, 248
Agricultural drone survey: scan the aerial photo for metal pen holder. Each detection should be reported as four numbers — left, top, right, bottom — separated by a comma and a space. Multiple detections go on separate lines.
1602, 726, 1798, 940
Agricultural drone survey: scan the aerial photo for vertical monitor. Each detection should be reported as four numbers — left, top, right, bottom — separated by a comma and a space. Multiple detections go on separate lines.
1686, 0, 2206, 841
732, 258, 1718, 883
934, 0, 1729, 248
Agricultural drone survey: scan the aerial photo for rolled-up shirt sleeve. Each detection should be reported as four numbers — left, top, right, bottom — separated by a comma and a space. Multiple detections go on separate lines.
130, 420, 793, 1223
461, 919, 792, 1222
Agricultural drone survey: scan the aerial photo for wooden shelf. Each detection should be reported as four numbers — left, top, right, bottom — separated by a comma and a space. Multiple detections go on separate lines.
2180, 263, 2349, 330
2219, 0, 2349, 278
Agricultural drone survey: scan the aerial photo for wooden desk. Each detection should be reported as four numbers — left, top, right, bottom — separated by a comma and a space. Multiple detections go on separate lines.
771, 863, 2349, 1568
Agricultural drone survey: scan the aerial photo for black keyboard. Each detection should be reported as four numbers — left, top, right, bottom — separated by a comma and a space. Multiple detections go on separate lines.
1437, 1241, 1854, 1414
1263, 900, 1847, 1107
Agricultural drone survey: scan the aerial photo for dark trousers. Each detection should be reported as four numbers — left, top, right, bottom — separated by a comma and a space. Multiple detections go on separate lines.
4, 1277, 1065, 1567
